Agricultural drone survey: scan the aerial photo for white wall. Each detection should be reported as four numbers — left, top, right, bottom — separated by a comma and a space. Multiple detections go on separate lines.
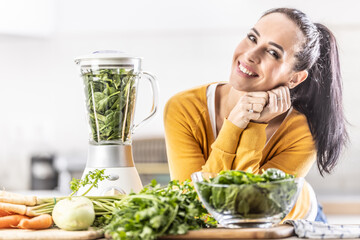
0, 0, 359, 193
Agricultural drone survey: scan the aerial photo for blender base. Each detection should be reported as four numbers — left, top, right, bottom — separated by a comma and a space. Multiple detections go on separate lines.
77, 167, 143, 196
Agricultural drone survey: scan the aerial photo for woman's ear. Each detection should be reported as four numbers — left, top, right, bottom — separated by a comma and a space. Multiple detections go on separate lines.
289, 70, 308, 89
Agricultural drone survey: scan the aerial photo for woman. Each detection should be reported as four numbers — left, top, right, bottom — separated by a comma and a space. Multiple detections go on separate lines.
164, 8, 347, 222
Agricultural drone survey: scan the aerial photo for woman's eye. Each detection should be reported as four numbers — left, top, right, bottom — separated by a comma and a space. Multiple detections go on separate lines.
247, 34, 257, 43
268, 50, 280, 59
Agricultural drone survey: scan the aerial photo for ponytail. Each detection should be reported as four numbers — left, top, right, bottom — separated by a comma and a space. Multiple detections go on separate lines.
263, 8, 348, 176
291, 24, 348, 176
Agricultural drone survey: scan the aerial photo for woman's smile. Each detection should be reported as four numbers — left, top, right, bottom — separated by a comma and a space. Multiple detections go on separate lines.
237, 61, 259, 78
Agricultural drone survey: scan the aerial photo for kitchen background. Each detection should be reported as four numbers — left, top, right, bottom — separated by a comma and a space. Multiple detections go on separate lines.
0, 0, 359, 220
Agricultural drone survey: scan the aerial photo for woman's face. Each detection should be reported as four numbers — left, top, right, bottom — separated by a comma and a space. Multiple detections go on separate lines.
229, 13, 305, 92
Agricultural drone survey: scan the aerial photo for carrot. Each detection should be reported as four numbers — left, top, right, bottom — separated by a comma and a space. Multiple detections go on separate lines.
0, 215, 29, 228
0, 191, 38, 206
17, 214, 53, 230
0, 209, 14, 217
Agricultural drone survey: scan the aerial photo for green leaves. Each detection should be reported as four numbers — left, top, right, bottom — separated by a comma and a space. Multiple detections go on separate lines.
104, 180, 215, 240
197, 169, 298, 219
69, 169, 110, 196
83, 69, 137, 143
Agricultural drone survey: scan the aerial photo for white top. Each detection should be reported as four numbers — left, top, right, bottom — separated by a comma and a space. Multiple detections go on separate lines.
206, 83, 220, 138
206, 83, 317, 220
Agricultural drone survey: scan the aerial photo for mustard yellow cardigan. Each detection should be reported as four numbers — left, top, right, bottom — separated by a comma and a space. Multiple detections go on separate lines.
164, 83, 317, 220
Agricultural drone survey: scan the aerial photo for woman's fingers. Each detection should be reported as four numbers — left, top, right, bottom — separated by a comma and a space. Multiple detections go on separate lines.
247, 91, 269, 105
228, 91, 268, 128
253, 86, 290, 124
243, 91, 268, 113
250, 103, 264, 113
284, 86, 291, 108
270, 86, 291, 112
242, 95, 267, 105
249, 112, 261, 121
245, 102, 263, 114
268, 91, 278, 111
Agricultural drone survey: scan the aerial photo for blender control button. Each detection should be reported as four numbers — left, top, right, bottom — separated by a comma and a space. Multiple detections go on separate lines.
103, 187, 126, 196
108, 174, 119, 181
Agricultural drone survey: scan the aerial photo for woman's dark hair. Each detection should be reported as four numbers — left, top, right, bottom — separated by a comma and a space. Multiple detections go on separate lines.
263, 8, 348, 176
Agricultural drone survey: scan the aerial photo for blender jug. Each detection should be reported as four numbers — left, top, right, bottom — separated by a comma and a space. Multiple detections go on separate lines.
75, 50, 159, 195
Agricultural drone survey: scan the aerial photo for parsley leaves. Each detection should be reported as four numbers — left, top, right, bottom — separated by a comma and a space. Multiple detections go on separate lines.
103, 180, 215, 240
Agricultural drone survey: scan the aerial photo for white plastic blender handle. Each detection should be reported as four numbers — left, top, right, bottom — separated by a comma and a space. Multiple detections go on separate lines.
132, 71, 159, 133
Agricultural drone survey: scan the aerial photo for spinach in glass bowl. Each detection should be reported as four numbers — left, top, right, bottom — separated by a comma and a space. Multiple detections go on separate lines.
191, 169, 303, 228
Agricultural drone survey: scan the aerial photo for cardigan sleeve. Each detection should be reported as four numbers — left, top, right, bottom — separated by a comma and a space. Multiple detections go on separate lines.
164, 97, 244, 182
231, 122, 268, 172
232, 119, 316, 177
201, 119, 244, 173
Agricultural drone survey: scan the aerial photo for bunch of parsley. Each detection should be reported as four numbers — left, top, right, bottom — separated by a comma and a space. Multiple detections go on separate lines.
103, 180, 216, 240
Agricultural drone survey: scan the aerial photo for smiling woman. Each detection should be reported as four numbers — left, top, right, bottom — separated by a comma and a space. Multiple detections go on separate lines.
164, 8, 348, 223
229, 13, 307, 93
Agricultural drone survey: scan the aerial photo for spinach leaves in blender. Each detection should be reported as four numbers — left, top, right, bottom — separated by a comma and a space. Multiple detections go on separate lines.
83, 69, 136, 143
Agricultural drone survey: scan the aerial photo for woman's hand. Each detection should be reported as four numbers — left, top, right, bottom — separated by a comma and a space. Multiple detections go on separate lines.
254, 86, 291, 123
227, 92, 268, 128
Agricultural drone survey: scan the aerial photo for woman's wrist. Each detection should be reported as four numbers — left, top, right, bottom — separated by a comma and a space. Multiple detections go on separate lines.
227, 114, 249, 129
251, 119, 270, 124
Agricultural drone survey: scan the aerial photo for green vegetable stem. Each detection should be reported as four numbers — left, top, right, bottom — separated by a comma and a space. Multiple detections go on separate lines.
28, 169, 123, 217
82, 68, 137, 144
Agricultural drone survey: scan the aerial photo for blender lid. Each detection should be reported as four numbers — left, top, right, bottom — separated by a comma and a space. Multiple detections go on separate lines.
74, 50, 142, 67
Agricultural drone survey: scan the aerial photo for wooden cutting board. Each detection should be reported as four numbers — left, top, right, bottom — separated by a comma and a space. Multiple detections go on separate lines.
0, 225, 294, 239
0, 228, 104, 240
160, 225, 294, 239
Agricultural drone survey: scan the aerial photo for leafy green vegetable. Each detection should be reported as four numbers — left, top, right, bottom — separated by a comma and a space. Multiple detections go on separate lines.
69, 169, 110, 196
103, 180, 216, 240
82, 68, 137, 143
196, 169, 298, 219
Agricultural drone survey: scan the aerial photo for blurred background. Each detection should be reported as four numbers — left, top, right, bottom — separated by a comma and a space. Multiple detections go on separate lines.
0, 0, 359, 222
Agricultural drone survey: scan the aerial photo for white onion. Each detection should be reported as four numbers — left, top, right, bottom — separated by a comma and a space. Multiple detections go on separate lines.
52, 196, 95, 231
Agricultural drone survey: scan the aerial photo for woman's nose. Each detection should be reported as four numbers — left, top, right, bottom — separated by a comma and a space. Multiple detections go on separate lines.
245, 48, 261, 64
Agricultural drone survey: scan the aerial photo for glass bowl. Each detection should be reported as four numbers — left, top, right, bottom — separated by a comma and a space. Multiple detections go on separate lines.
191, 171, 304, 228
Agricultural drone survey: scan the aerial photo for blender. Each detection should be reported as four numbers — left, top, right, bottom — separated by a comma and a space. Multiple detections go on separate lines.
74, 50, 159, 196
